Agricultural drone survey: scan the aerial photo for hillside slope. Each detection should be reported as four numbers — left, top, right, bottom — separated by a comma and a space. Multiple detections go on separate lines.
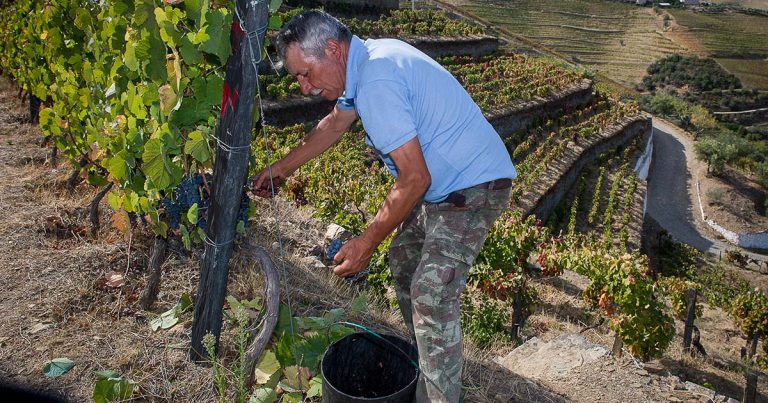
0, 78, 765, 401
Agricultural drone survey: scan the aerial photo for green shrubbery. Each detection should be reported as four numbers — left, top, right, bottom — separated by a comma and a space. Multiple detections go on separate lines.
642, 54, 741, 92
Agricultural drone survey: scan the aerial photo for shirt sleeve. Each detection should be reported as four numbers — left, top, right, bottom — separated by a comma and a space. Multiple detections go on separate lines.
335, 96, 356, 111
355, 78, 418, 155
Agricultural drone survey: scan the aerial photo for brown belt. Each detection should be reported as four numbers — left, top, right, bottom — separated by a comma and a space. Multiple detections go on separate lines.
443, 178, 513, 207
470, 178, 513, 190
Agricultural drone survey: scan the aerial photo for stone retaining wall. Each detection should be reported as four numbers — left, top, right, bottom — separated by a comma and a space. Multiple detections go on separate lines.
490, 79, 594, 138
406, 35, 500, 60
263, 97, 335, 127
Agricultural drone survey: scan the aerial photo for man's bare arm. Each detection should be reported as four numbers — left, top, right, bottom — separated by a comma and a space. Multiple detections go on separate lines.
251, 106, 357, 196
333, 136, 431, 276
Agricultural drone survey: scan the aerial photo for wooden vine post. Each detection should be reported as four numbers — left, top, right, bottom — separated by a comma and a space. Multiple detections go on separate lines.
682, 288, 697, 355
190, 0, 268, 362
743, 336, 759, 403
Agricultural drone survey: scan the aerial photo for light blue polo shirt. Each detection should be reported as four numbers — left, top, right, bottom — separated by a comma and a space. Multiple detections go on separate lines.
337, 35, 516, 203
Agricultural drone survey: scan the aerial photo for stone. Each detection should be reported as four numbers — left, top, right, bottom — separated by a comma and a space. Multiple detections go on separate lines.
684, 381, 715, 398
301, 256, 327, 271
673, 383, 687, 391
325, 223, 351, 241
29, 323, 51, 334
494, 333, 609, 380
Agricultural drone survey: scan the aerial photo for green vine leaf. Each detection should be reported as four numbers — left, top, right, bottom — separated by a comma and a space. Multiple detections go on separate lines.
306, 376, 323, 398
154, 7, 181, 48
43, 358, 75, 378
187, 203, 199, 224
269, 0, 283, 13
178, 35, 203, 65
142, 138, 181, 189
199, 8, 231, 66
292, 334, 327, 371
267, 15, 282, 30
184, 0, 208, 30
93, 374, 135, 403
106, 150, 135, 182
184, 130, 211, 163
205, 75, 224, 108
249, 388, 277, 403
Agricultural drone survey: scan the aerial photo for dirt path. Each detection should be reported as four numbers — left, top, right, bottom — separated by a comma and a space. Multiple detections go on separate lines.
657, 10, 709, 56
647, 118, 767, 263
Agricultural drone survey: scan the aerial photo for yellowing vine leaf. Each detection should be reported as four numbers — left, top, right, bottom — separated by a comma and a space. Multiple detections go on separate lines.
111, 210, 131, 233
254, 350, 280, 385
89, 143, 105, 161
159, 84, 179, 116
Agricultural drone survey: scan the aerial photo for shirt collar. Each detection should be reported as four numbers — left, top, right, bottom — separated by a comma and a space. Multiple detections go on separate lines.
338, 35, 367, 106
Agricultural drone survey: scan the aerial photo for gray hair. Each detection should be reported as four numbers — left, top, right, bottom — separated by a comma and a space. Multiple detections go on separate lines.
275, 10, 352, 61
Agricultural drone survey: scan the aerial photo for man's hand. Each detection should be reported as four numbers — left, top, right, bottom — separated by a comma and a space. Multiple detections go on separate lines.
332, 236, 375, 277
250, 165, 288, 198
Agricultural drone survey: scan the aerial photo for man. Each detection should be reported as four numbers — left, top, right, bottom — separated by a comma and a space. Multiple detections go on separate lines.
251, 10, 516, 402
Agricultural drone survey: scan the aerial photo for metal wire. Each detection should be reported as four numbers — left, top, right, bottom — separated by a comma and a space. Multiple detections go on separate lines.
210, 129, 252, 156
203, 235, 234, 248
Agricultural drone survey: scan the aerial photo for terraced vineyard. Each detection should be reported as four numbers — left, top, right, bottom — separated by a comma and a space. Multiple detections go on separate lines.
709, 0, 768, 9
261, 53, 588, 116
667, 8, 768, 58
555, 134, 647, 251
440, 0, 688, 86
503, 94, 645, 217
439, 54, 585, 112
715, 58, 768, 90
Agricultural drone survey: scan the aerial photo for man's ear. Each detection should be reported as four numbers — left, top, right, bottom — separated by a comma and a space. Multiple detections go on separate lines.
325, 39, 343, 61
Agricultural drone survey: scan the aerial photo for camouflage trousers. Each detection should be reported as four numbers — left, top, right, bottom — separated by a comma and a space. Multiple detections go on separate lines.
389, 185, 511, 403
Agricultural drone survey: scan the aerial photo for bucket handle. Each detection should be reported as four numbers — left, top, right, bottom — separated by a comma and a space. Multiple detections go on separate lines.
331, 321, 420, 371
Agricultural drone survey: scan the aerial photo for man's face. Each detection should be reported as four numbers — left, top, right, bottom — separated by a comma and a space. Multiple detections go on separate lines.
283, 42, 346, 101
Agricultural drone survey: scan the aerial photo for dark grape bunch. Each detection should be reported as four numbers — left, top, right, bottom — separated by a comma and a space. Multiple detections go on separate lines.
326, 239, 342, 263
160, 175, 250, 232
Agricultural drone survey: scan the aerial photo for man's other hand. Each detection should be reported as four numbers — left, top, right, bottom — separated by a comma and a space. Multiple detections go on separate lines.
332, 236, 375, 277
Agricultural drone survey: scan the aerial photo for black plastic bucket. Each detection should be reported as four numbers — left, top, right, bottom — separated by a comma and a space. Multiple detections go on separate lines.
321, 332, 418, 402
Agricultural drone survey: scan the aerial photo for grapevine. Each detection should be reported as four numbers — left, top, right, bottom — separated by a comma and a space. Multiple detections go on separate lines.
588, 167, 606, 225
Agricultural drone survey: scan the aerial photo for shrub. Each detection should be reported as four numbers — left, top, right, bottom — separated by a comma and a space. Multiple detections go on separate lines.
706, 187, 725, 205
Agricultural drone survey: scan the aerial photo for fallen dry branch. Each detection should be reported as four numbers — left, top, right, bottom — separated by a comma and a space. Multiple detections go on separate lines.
243, 244, 280, 387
